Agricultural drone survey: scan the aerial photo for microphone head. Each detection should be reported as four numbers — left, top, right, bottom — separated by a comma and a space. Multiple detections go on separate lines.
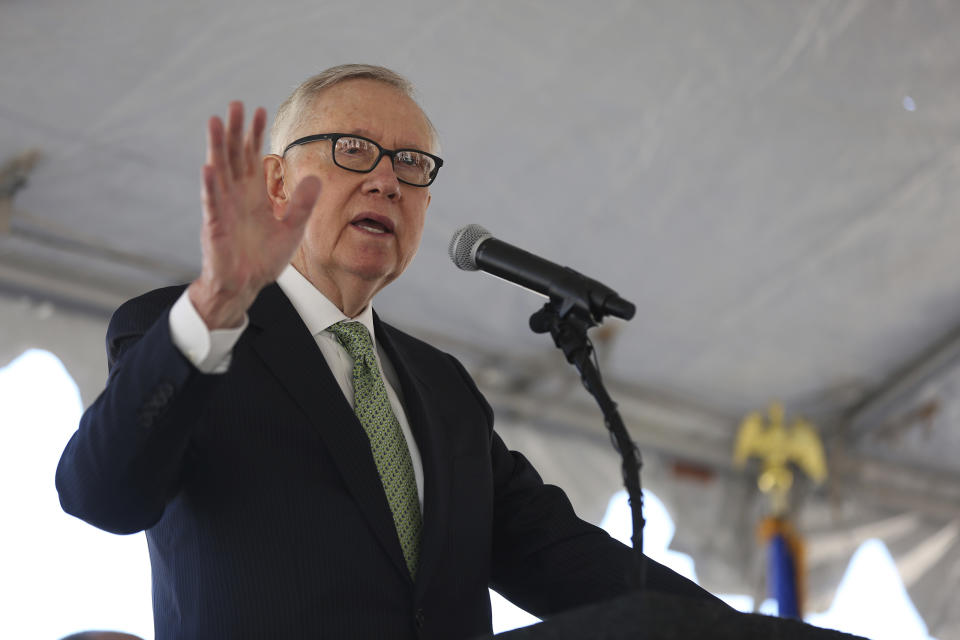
448, 224, 492, 271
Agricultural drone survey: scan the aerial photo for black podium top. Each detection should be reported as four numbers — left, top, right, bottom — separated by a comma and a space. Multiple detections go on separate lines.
485, 591, 869, 640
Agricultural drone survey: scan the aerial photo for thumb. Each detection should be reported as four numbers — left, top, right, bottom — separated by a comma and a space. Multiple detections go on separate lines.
281, 175, 322, 228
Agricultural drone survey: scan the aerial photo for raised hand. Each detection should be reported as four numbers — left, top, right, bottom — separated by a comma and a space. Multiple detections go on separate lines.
189, 102, 321, 329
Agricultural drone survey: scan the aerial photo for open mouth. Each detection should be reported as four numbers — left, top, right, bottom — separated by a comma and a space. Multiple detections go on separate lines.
350, 214, 394, 235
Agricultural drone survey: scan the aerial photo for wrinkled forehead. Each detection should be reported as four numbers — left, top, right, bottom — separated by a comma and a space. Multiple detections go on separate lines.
296, 79, 439, 153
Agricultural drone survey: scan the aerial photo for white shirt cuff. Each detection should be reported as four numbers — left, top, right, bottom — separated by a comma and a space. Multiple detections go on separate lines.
168, 289, 248, 374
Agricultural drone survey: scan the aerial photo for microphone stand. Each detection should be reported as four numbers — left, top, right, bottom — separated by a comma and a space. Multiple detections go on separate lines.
529, 300, 647, 592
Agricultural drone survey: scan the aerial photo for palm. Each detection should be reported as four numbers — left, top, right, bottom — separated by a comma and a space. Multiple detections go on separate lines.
204, 142, 292, 289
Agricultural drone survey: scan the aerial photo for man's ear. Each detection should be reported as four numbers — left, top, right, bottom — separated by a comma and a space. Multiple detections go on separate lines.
263, 154, 287, 209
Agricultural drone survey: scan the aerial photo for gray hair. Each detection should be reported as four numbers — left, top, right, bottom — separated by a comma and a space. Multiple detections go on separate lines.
269, 64, 438, 155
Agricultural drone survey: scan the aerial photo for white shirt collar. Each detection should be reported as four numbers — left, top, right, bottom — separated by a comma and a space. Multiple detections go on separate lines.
276, 264, 377, 342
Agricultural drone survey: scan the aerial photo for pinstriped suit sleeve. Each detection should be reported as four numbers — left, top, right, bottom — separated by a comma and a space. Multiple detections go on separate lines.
56, 286, 224, 534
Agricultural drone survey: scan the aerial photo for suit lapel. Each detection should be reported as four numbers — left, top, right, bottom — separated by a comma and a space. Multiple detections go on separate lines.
375, 314, 453, 594
247, 285, 410, 582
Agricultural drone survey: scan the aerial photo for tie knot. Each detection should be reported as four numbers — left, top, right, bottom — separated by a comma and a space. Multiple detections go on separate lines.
328, 321, 375, 363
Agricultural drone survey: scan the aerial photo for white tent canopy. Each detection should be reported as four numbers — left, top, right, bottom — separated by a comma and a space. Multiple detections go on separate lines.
3, 2, 960, 637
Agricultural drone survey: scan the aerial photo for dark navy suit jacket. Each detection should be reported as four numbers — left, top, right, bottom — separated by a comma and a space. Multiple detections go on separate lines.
56, 284, 714, 639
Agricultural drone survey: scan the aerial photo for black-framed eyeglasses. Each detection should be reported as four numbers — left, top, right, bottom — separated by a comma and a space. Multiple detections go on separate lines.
282, 133, 443, 187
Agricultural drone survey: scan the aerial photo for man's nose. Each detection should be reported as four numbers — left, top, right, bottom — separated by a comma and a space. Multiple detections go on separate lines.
362, 155, 401, 199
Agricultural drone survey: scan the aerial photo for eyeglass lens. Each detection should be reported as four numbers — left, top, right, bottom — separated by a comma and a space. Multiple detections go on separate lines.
334, 137, 436, 185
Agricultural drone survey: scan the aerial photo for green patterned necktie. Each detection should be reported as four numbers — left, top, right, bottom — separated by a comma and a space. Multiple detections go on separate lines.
328, 320, 422, 579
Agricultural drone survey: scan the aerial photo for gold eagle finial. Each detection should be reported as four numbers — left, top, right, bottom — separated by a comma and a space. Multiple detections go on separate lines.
734, 402, 827, 513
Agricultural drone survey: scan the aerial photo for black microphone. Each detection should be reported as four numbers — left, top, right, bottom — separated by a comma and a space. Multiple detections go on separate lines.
448, 224, 635, 321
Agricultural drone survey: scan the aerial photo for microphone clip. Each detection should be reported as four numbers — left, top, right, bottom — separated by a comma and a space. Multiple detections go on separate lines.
529, 299, 595, 368
548, 267, 636, 325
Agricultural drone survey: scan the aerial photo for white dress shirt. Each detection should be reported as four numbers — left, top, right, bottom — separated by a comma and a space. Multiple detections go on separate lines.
168, 264, 425, 507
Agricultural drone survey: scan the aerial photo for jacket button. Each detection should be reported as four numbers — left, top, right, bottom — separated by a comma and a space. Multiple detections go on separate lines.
138, 381, 176, 428
414, 608, 425, 628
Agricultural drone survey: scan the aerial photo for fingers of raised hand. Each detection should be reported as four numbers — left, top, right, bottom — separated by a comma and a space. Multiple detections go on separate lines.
206, 102, 262, 183
205, 114, 227, 180
282, 175, 322, 228
225, 101, 246, 180
202, 115, 230, 224
201, 164, 221, 222
244, 107, 267, 177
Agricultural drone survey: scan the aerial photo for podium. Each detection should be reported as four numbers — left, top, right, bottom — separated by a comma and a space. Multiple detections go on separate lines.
485, 591, 868, 640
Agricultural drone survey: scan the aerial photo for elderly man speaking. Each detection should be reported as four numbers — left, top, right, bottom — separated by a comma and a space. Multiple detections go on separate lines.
56, 64, 715, 640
